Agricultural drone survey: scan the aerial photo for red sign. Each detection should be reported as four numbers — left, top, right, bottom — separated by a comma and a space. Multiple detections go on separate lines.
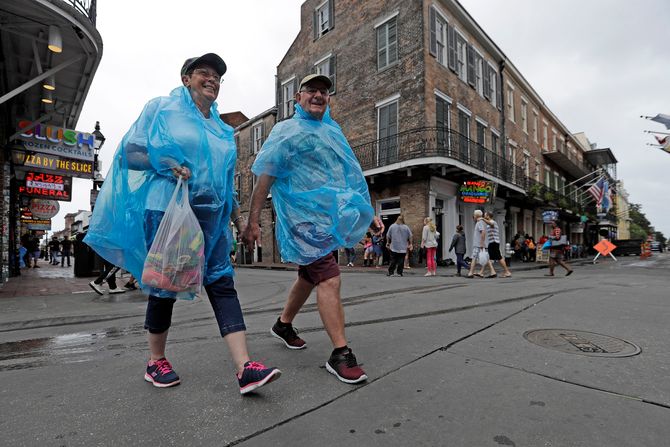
18, 171, 72, 202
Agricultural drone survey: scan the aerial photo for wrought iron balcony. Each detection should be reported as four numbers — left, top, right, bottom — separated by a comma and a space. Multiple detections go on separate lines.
351, 127, 527, 189
59, 0, 97, 24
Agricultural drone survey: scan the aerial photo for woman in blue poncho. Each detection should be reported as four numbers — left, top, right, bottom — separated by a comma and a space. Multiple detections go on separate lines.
84, 53, 280, 394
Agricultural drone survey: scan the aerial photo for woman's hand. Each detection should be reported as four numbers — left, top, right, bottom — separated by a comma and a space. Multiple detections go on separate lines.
171, 166, 191, 180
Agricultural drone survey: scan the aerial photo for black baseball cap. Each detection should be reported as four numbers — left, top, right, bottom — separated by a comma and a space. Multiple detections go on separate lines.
180, 53, 227, 77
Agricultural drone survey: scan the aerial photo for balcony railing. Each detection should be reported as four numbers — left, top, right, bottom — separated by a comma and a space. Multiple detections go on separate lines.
59, 0, 97, 24
351, 126, 585, 212
352, 127, 527, 188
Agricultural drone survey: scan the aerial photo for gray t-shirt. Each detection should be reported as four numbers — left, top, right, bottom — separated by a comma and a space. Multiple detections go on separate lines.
472, 219, 487, 248
387, 223, 413, 253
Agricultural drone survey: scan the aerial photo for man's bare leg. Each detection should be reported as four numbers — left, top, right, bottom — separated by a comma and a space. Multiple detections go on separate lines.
280, 277, 314, 323
315, 275, 347, 348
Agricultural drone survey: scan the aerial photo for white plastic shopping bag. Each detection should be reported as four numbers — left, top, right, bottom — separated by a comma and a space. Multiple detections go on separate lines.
142, 177, 205, 293
477, 249, 490, 266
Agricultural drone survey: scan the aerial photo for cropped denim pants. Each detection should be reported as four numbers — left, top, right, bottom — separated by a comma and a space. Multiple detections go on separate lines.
143, 210, 246, 337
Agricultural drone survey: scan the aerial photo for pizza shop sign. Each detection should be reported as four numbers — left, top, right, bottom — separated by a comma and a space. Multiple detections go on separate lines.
29, 199, 60, 219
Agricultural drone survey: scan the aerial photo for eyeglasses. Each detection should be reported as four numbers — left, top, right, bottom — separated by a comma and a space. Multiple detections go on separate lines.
191, 68, 223, 84
300, 86, 330, 96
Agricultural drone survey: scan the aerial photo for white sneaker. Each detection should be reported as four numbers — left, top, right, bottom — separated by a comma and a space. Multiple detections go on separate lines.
108, 287, 126, 294
89, 281, 104, 295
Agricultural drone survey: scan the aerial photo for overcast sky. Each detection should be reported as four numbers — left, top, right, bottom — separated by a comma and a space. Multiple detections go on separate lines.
53, 0, 670, 238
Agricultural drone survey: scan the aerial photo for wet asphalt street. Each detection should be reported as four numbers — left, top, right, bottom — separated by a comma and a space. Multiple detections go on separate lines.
1, 254, 669, 446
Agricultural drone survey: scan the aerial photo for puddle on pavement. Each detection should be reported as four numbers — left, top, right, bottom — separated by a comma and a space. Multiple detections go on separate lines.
0, 326, 144, 371
0, 325, 213, 371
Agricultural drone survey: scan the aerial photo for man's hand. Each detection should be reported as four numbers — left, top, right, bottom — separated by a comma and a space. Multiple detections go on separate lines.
242, 222, 261, 252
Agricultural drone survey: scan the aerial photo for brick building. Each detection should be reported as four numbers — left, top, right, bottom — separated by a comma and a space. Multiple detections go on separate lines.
235, 0, 617, 264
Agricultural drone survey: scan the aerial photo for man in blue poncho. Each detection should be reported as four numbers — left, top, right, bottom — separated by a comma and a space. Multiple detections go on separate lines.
243, 74, 374, 384
85, 53, 281, 394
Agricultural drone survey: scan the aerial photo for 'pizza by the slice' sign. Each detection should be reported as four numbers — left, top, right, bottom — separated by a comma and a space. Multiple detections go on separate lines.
18, 171, 72, 202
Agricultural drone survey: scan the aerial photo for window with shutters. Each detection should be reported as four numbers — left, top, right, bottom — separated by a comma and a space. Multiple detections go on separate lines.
234, 172, 241, 203
523, 152, 531, 178
458, 108, 470, 161
436, 94, 451, 151
314, 54, 336, 94
543, 168, 549, 187
488, 63, 497, 107
508, 143, 517, 182
491, 130, 500, 174
252, 122, 263, 154
281, 78, 295, 118
315, 1, 331, 38
377, 98, 399, 165
534, 159, 541, 182
474, 50, 483, 96
520, 98, 528, 134
377, 18, 398, 70
551, 128, 558, 151
431, 8, 448, 66
507, 84, 515, 122
455, 31, 467, 82
532, 110, 539, 143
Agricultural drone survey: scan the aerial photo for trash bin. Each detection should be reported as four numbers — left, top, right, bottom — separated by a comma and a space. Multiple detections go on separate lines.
74, 233, 101, 277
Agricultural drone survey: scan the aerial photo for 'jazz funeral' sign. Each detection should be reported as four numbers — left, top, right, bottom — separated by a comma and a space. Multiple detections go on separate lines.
459, 180, 496, 204
18, 171, 72, 202
13, 121, 95, 162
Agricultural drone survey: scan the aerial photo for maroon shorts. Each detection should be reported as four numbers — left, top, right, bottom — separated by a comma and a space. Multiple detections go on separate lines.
298, 253, 340, 285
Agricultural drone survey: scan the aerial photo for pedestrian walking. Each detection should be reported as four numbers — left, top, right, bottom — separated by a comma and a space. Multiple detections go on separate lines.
26, 233, 41, 268
344, 246, 356, 267
479, 211, 512, 278
243, 73, 373, 384
60, 235, 72, 267
362, 232, 374, 267
449, 225, 469, 276
421, 217, 439, 276
467, 210, 488, 278
386, 214, 413, 277
545, 221, 574, 277
89, 254, 126, 294
48, 236, 61, 265
84, 53, 281, 393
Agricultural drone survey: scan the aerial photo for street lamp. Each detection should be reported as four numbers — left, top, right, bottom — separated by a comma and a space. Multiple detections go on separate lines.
91, 121, 105, 191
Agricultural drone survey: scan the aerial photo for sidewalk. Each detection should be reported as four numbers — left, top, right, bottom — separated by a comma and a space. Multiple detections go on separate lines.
0, 254, 579, 299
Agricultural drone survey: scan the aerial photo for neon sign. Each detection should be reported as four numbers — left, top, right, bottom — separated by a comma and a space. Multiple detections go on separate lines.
459, 180, 496, 204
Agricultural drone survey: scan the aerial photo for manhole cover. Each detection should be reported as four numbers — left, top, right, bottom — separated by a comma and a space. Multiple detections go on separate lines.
523, 329, 641, 357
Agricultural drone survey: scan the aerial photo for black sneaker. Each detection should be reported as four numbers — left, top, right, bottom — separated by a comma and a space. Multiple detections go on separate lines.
144, 358, 180, 388
237, 361, 281, 395
326, 348, 368, 384
271, 318, 306, 350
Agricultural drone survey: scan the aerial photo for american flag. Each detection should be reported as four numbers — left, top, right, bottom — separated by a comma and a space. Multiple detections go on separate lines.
587, 178, 605, 205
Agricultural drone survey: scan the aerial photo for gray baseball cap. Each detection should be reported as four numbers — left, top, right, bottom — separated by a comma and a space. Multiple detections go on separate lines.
299, 74, 332, 90
180, 53, 227, 76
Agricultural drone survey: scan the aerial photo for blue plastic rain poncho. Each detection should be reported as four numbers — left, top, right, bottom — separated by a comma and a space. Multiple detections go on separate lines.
84, 86, 237, 299
252, 104, 374, 265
